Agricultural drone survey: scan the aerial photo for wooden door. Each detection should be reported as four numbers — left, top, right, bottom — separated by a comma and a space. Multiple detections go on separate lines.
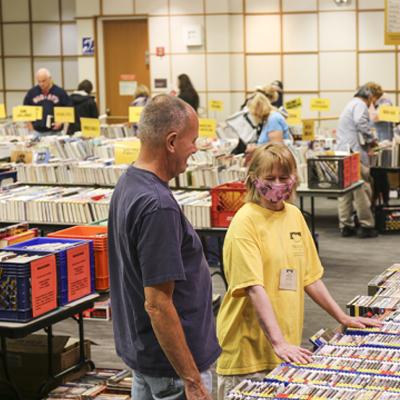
103, 19, 150, 123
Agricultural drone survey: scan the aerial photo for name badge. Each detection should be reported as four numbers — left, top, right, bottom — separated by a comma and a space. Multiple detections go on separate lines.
279, 268, 297, 291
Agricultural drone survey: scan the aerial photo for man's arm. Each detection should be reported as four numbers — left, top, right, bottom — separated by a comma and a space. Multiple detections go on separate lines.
144, 282, 211, 400
246, 285, 313, 364
305, 279, 382, 328
354, 102, 375, 145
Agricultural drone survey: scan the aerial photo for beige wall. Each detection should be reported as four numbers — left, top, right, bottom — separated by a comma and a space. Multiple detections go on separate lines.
1, 0, 398, 126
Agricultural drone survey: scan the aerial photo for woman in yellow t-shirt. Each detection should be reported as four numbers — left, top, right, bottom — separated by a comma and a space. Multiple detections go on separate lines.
216, 143, 380, 400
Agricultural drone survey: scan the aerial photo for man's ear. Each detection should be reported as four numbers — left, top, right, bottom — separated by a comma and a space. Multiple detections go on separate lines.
166, 131, 177, 153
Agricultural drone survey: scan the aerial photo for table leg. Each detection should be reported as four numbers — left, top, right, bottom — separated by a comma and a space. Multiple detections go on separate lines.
46, 325, 54, 378
0, 336, 22, 400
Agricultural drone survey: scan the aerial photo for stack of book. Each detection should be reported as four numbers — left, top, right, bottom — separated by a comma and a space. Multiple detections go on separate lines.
173, 190, 211, 228
0, 222, 38, 248
100, 124, 135, 138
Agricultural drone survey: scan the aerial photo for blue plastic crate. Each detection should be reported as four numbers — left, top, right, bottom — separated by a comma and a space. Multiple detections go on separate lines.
5, 237, 95, 305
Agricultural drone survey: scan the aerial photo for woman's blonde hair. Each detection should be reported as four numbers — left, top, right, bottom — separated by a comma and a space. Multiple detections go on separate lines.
247, 93, 272, 124
245, 143, 298, 204
133, 84, 150, 99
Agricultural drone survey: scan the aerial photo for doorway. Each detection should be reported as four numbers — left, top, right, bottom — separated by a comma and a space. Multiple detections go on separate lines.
103, 19, 150, 123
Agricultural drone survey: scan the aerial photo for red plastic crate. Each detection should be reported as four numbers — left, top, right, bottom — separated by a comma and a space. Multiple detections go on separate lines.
48, 226, 109, 292
350, 152, 361, 183
211, 182, 246, 227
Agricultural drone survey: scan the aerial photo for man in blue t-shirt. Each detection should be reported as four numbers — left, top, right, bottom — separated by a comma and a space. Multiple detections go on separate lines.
23, 68, 72, 134
108, 94, 221, 400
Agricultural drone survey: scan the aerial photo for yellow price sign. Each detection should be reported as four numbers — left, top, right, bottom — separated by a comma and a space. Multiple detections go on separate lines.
81, 117, 100, 137
0, 104, 6, 119
129, 106, 143, 123
54, 107, 75, 123
285, 97, 302, 110
114, 140, 141, 164
378, 105, 400, 123
302, 119, 315, 141
13, 106, 41, 122
286, 109, 302, 126
209, 100, 224, 111
310, 98, 330, 111
198, 118, 217, 138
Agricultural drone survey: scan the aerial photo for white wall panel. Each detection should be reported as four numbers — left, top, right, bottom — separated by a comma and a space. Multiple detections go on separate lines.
230, 54, 245, 91
206, 15, 230, 52
78, 57, 96, 88
198, 93, 206, 116
230, 15, 244, 52
33, 59, 62, 86
320, 52, 356, 90
319, 0, 355, 10
3, 24, 30, 56
359, 53, 396, 90
149, 55, 171, 92
170, 16, 204, 53
31, 0, 59, 21
283, 14, 318, 52
33, 24, 61, 56
170, 0, 203, 14
149, 17, 170, 53
246, 15, 280, 53
0, 63, 3, 90
358, 0, 384, 9
7, 92, 26, 112
76, 20, 94, 55
319, 12, 356, 50
135, 0, 168, 14
246, 55, 280, 90
171, 54, 206, 91
284, 55, 318, 91
205, 0, 242, 13
282, 0, 317, 12
231, 92, 246, 114
284, 93, 318, 119
62, 24, 78, 55
359, 11, 392, 50
75, 0, 99, 17
63, 59, 79, 90
207, 55, 230, 91
102, 0, 133, 15
245, 0, 279, 13
61, 0, 75, 20
4, 58, 31, 89
2, 0, 29, 21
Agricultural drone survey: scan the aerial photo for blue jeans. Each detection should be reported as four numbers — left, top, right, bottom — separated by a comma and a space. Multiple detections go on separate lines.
132, 369, 212, 400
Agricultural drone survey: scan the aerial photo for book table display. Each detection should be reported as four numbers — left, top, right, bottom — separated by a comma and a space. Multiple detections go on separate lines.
0, 293, 99, 400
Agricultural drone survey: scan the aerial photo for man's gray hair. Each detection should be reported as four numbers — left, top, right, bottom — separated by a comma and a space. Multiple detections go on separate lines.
138, 94, 190, 146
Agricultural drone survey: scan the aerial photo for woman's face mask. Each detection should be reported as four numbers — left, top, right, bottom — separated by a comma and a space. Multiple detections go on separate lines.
254, 176, 296, 203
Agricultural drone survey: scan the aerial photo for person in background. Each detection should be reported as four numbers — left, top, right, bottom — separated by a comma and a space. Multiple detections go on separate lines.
366, 82, 392, 206
216, 143, 381, 400
336, 85, 378, 238
271, 80, 284, 108
131, 84, 150, 107
23, 68, 71, 135
177, 74, 199, 112
240, 85, 279, 111
108, 94, 220, 400
67, 79, 98, 135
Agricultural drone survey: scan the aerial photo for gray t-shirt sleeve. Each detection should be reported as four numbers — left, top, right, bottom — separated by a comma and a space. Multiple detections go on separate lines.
137, 208, 187, 287
353, 101, 374, 144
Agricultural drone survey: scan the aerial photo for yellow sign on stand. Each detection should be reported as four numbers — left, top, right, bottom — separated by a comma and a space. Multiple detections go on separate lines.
209, 100, 224, 111
115, 140, 141, 164
378, 105, 400, 122
302, 119, 315, 141
13, 106, 42, 122
198, 118, 217, 138
54, 107, 75, 123
285, 98, 302, 110
0, 104, 6, 119
310, 98, 330, 111
286, 109, 302, 126
129, 106, 143, 123
81, 118, 100, 137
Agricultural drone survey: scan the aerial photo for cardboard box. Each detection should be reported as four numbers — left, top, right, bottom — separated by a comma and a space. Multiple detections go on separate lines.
0, 334, 91, 399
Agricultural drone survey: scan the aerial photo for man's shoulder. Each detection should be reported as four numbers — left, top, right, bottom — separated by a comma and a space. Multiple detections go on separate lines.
51, 84, 68, 95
